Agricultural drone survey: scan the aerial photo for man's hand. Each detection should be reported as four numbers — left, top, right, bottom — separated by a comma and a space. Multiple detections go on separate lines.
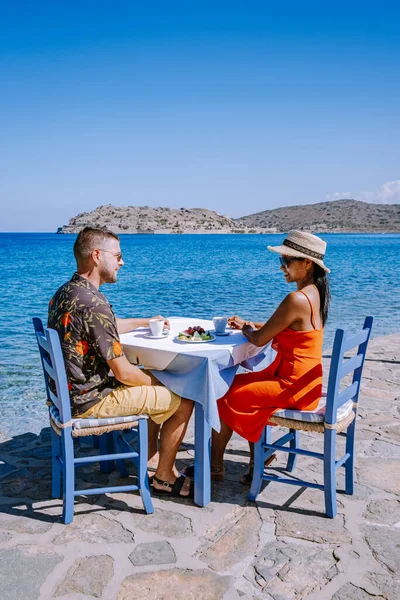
116, 316, 170, 334
151, 315, 170, 330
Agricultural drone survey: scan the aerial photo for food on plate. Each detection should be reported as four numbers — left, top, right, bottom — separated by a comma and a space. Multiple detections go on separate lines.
178, 326, 213, 341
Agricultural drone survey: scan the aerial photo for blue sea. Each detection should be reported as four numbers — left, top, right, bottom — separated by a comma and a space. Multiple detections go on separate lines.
1, 232, 399, 438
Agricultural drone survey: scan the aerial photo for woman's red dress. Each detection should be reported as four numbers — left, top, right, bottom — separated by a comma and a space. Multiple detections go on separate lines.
217, 291, 323, 442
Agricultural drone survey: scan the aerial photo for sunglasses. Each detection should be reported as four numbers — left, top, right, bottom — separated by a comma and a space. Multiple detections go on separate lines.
97, 249, 123, 261
279, 256, 304, 268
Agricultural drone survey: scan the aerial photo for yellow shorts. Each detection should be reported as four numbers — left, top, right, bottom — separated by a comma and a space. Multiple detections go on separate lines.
79, 382, 181, 425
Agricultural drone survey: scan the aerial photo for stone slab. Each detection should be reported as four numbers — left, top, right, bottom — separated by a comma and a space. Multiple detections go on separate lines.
1, 467, 52, 501
356, 428, 380, 442
0, 545, 63, 600
198, 507, 261, 571
1, 433, 38, 454
378, 424, 400, 442
331, 582, 385, 599
363, 525, 400, 574
0, 513, 54, 534
53, 513, 134, 545
356, 459, 400, 495
369, 440, 400, 458
54, 555, 114, 598
117, 568, 233, 600
129, 541, 176, 566
210, 479, 249, 505
275, 510, 351, 544
248, 540, 338, 600
28, 446, 52, 460
363, 499, 400, 526
367, 572, 400, 600
0, 530, 13, 543
122, 506, 193, 538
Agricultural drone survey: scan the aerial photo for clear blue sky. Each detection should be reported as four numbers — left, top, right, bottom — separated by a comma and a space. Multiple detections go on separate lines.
1, 1, 399, 231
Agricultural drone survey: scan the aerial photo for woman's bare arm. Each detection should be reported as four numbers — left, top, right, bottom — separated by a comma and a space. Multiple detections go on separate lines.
241, 292, 307, 347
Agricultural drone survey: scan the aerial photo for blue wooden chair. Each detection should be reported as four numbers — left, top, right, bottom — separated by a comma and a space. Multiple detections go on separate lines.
33, 318, 154, 523
249, 316, 373, 518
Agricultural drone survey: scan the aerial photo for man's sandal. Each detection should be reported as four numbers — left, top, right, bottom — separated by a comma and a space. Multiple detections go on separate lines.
240, 453, 277, 485
152, 474, 194, 498
181, 464, 225, 481
147, 466, 157, 485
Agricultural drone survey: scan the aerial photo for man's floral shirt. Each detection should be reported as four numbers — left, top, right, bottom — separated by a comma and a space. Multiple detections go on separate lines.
48, 273, 124, 416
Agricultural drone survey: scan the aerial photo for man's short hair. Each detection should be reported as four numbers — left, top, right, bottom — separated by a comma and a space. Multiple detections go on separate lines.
73, 227, 120, 264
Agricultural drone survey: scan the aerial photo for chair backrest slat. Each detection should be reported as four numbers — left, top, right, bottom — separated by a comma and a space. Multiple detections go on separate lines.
48, 389, 59, 405
42, 354, 56, 380
339, 353, 363, 379
341, 328, 369, 354
36, 333, 52, 354
33, 318, 72, 424
337, 381, 359, 407
325, 316, 373, 425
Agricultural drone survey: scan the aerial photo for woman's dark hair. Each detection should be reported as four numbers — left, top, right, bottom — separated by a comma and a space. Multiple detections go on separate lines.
313, 264, 330, 326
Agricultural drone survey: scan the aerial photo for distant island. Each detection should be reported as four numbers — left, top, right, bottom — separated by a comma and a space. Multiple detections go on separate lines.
57, 199, 400, 234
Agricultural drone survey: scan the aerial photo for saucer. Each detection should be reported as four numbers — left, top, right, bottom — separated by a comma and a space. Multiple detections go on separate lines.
144, 331, 169, 339
213, 330, 232, 336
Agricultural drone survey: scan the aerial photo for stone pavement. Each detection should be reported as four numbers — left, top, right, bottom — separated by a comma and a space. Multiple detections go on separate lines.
0, 333, 399, 600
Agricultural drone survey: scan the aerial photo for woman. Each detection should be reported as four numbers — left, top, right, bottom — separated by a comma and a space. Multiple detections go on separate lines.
211, 230, 331, 481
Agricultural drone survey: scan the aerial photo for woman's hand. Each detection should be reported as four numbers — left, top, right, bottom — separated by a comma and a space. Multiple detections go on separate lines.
242, 321, 255, 332
241, 322, 256, 340
228, 315, 246, 329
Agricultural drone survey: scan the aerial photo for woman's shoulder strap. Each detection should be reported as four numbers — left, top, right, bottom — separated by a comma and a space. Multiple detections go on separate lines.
298, 290, 316, 329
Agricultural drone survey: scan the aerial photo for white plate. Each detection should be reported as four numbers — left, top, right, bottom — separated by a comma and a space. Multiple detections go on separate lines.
175, 334, 216, 343
144, 331, 169, 339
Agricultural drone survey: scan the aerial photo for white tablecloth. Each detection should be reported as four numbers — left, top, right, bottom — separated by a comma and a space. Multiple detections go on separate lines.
120, 317, 275, 431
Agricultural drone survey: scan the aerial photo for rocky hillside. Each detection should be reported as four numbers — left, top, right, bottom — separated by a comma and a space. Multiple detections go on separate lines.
58, 200, 400, 234
58, 205, 239, 234
234, 199, 400, 232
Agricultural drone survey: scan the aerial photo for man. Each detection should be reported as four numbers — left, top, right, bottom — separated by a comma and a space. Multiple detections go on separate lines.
48, 226, 193, 498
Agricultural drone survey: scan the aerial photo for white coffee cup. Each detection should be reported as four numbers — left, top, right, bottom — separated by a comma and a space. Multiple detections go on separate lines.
149, 318, 165, 337
213, 316, 228, 334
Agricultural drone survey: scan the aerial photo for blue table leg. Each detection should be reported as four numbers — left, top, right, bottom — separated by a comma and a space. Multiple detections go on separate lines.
194, 402, 211, 507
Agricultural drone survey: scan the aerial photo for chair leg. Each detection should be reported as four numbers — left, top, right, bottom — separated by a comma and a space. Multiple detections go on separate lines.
249, 428, 266, 501
113, 431, 129, 478
61, 430, 75, 524
344, 418, 356, 495
50, 426, 62, 499
138, 419, 154, 514
286, 429, 299, 472
323, 429, 337, 518
265, 425, 272, 445
262, 425, 276, 463
99, 433, 114, 473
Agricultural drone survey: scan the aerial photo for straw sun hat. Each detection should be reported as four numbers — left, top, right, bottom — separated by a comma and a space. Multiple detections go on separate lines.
267, 230, 330, 273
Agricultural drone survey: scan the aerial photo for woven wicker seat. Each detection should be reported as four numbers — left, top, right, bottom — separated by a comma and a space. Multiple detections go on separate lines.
48, 404, 147, 437
49, 414, 145, 438
269, 409, 355, 434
